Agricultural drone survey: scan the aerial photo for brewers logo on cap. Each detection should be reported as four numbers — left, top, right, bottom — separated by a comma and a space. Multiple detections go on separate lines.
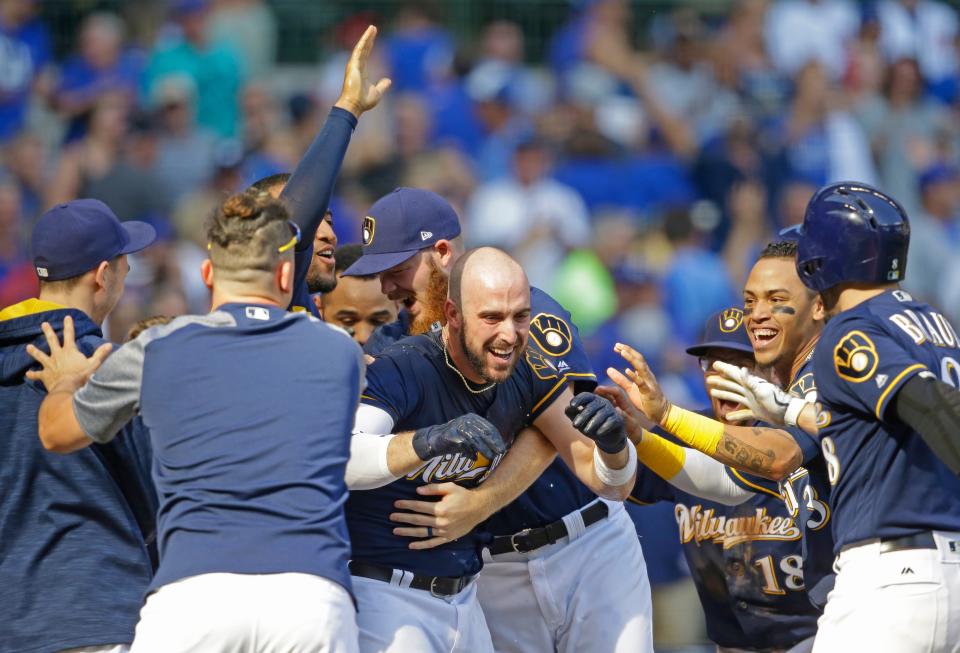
718, 308, 744, 333
362, 216, 376, 246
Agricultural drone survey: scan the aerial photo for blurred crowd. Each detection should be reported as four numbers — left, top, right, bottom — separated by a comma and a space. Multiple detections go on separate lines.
3, 0, 959, 647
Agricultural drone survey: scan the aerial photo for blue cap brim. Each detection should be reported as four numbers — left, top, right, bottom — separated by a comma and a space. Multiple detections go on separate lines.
778, 225, 803, 241
118, 221, 157, 255
685, 341, 755, 357
341, 250, 419, 277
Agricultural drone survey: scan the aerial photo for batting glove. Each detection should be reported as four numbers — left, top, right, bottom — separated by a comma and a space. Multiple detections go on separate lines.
707, 361, 809, 427
565, 392, 627, 453
412, 413, 506, 461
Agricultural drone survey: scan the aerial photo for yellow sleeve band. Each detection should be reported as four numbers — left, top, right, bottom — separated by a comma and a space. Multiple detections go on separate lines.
635, 430, 686, 480
661, 403, 724, 456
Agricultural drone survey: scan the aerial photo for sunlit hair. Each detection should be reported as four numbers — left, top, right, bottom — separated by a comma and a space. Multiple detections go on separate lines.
206, 190, 292, 280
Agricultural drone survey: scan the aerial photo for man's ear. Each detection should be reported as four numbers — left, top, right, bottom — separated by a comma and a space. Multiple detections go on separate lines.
278, 260, 294, 294
812, 292, 825, 323
444, 297, 460, 327
433, 240, 457, 272
200, 259, 214, 290
93, 260, 111, 291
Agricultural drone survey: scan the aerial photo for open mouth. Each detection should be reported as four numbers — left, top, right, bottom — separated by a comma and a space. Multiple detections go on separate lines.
315, 247, 335, 264
750, 326, 780, 351
488, 346, 515, 363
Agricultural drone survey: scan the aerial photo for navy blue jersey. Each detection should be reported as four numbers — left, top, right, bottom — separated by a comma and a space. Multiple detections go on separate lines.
727, 357, 836, 610
352, 329, 565, 577
365, 287, 601, 537
73, 304, 363, 597
812, 290, 960, 551
632, 437, 820, 648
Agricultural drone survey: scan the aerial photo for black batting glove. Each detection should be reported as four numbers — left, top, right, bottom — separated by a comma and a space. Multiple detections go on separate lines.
412, 413, 507, 461
565, 392, 627, 454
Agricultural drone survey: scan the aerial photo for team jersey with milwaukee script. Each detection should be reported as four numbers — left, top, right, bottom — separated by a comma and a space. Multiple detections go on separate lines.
632, 433, 820, 648
813, 290, 960, 551
726, 357, 836, 609
352, 328, 567, 578
365, 287, 602, 537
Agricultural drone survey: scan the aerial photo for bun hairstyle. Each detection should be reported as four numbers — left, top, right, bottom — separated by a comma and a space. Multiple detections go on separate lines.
206, 190, 292, 276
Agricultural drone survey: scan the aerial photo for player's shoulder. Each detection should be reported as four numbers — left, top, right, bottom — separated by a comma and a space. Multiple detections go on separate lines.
368, 333, 440, 373
528, 286, 595, 386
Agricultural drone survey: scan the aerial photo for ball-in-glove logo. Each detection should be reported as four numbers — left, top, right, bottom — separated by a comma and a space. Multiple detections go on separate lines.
833, 330, 879, 382
529, 313, 572, 357
362, 216, 376, 246
719, 308, 744, 333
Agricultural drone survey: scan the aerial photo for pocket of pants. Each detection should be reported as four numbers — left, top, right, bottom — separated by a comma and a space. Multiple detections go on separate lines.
876, 549, 939, 590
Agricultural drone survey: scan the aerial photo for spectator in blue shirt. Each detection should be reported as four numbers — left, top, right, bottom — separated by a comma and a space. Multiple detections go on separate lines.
0, 0, 51, 142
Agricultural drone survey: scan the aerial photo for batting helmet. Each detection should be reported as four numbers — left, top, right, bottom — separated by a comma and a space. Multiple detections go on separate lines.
782, 181, 910, 292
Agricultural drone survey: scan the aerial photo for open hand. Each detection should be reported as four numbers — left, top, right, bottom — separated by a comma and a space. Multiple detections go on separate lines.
390, 483, 485, 550
335, 25, 392, 117
707, 361, 808, 426
606, 343, 669, 424
25, 316, 111, 392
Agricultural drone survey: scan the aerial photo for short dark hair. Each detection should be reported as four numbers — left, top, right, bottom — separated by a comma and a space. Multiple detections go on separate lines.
38, 256, 122, 292
126, 315, 173, 341
334, 243, 375, 279
758, 240, 798, 259
207, 190, 292, 276
248, 173, 292, 194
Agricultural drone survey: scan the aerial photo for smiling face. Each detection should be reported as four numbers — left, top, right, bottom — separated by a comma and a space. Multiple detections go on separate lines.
321, 274, 398, 346
743, 256, 824, 378
378, 249, 449, 334
305, 211, 337, 293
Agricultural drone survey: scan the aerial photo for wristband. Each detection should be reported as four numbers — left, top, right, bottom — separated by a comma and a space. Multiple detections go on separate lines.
661, 403, 724, 455
593, 442, 637, 487
635, 430, 686, 480
783, 397, 808, 428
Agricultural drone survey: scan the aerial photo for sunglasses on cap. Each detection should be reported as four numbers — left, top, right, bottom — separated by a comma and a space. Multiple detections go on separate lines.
207, 221, 301, 254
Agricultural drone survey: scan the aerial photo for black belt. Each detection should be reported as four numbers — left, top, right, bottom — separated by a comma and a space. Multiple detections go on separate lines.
879, 532, 937, 553
489, 501, 609, 556
348, 561, 473, 597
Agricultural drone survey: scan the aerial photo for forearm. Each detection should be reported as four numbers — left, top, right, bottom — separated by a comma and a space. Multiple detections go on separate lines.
345, 431, 422, 490
470, 427, 556, 520
38, 382, 93, 454
795, 402, 819, 436
659, 404, 802, 481
280, 107, 357, 243
562, 440, 634, 501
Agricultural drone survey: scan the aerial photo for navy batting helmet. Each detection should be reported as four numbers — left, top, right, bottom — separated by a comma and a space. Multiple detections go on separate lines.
781, 181, 910, 292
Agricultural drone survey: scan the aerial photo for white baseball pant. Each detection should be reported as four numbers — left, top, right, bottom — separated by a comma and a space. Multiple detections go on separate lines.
129, 572, 358, 653
353, 575, 494, 653
721, 636, 814, 653
477, 500, 654, 653
813, 531, 960, 652
60, 647, 129, 652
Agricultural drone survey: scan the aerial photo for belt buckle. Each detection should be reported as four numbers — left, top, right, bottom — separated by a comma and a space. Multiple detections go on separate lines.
510, 528, 533, 553
429, 576, 444, 598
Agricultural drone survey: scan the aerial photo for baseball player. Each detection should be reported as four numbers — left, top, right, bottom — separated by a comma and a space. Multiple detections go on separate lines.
319, 244, 399, 345
27, 191, 367, 651
346, 246, 638, 652
346, 189, 653, 652
608, 242, 837, 613
786, 182, 960, 651
249, 24, 390, 316
621, 307, 821, 653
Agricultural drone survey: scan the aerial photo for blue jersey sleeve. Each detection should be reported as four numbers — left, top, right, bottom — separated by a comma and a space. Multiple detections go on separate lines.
629, 465, 677, 504
814, 317, 929, 421
528, 287, 597, 395
360, 350, 420, 423
724, 466, 782, 499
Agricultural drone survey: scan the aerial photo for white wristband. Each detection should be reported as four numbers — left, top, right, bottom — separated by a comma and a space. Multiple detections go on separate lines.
593, 443, 637, 487
784, 397, 809, 428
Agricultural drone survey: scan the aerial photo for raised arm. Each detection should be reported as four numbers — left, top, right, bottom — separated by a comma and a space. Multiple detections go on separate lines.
281, 25, 391, 244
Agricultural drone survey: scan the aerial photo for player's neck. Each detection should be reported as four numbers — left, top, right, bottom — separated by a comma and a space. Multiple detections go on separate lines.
441, 326, 487, 385
210, 289, 284, 311
835, 284, 896, 314
786, 334, 820, 384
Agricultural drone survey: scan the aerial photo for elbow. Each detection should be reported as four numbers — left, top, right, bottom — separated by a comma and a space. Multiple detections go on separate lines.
764, 450, 803, 482
596, 478, 634, 502
38, 427, 69, 454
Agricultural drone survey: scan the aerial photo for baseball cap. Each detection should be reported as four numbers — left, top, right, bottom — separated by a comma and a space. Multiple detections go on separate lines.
342, 188, 461, 277
32, 199, 157, 281
685, 307, 754, 357
919, 163, 960, 193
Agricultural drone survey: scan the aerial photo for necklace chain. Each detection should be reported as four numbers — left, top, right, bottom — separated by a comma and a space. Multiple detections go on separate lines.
442, 333, 494, 394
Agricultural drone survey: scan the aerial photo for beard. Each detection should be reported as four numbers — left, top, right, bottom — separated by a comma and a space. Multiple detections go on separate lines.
306, 264, 337, 294
409, 261, 449, 335
458, 320, 520, 384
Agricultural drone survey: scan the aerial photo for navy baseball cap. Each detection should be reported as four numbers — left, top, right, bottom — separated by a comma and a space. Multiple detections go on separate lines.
32, 199, 157, 281
342, 187, 461, 277
685, 307, 754, 357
